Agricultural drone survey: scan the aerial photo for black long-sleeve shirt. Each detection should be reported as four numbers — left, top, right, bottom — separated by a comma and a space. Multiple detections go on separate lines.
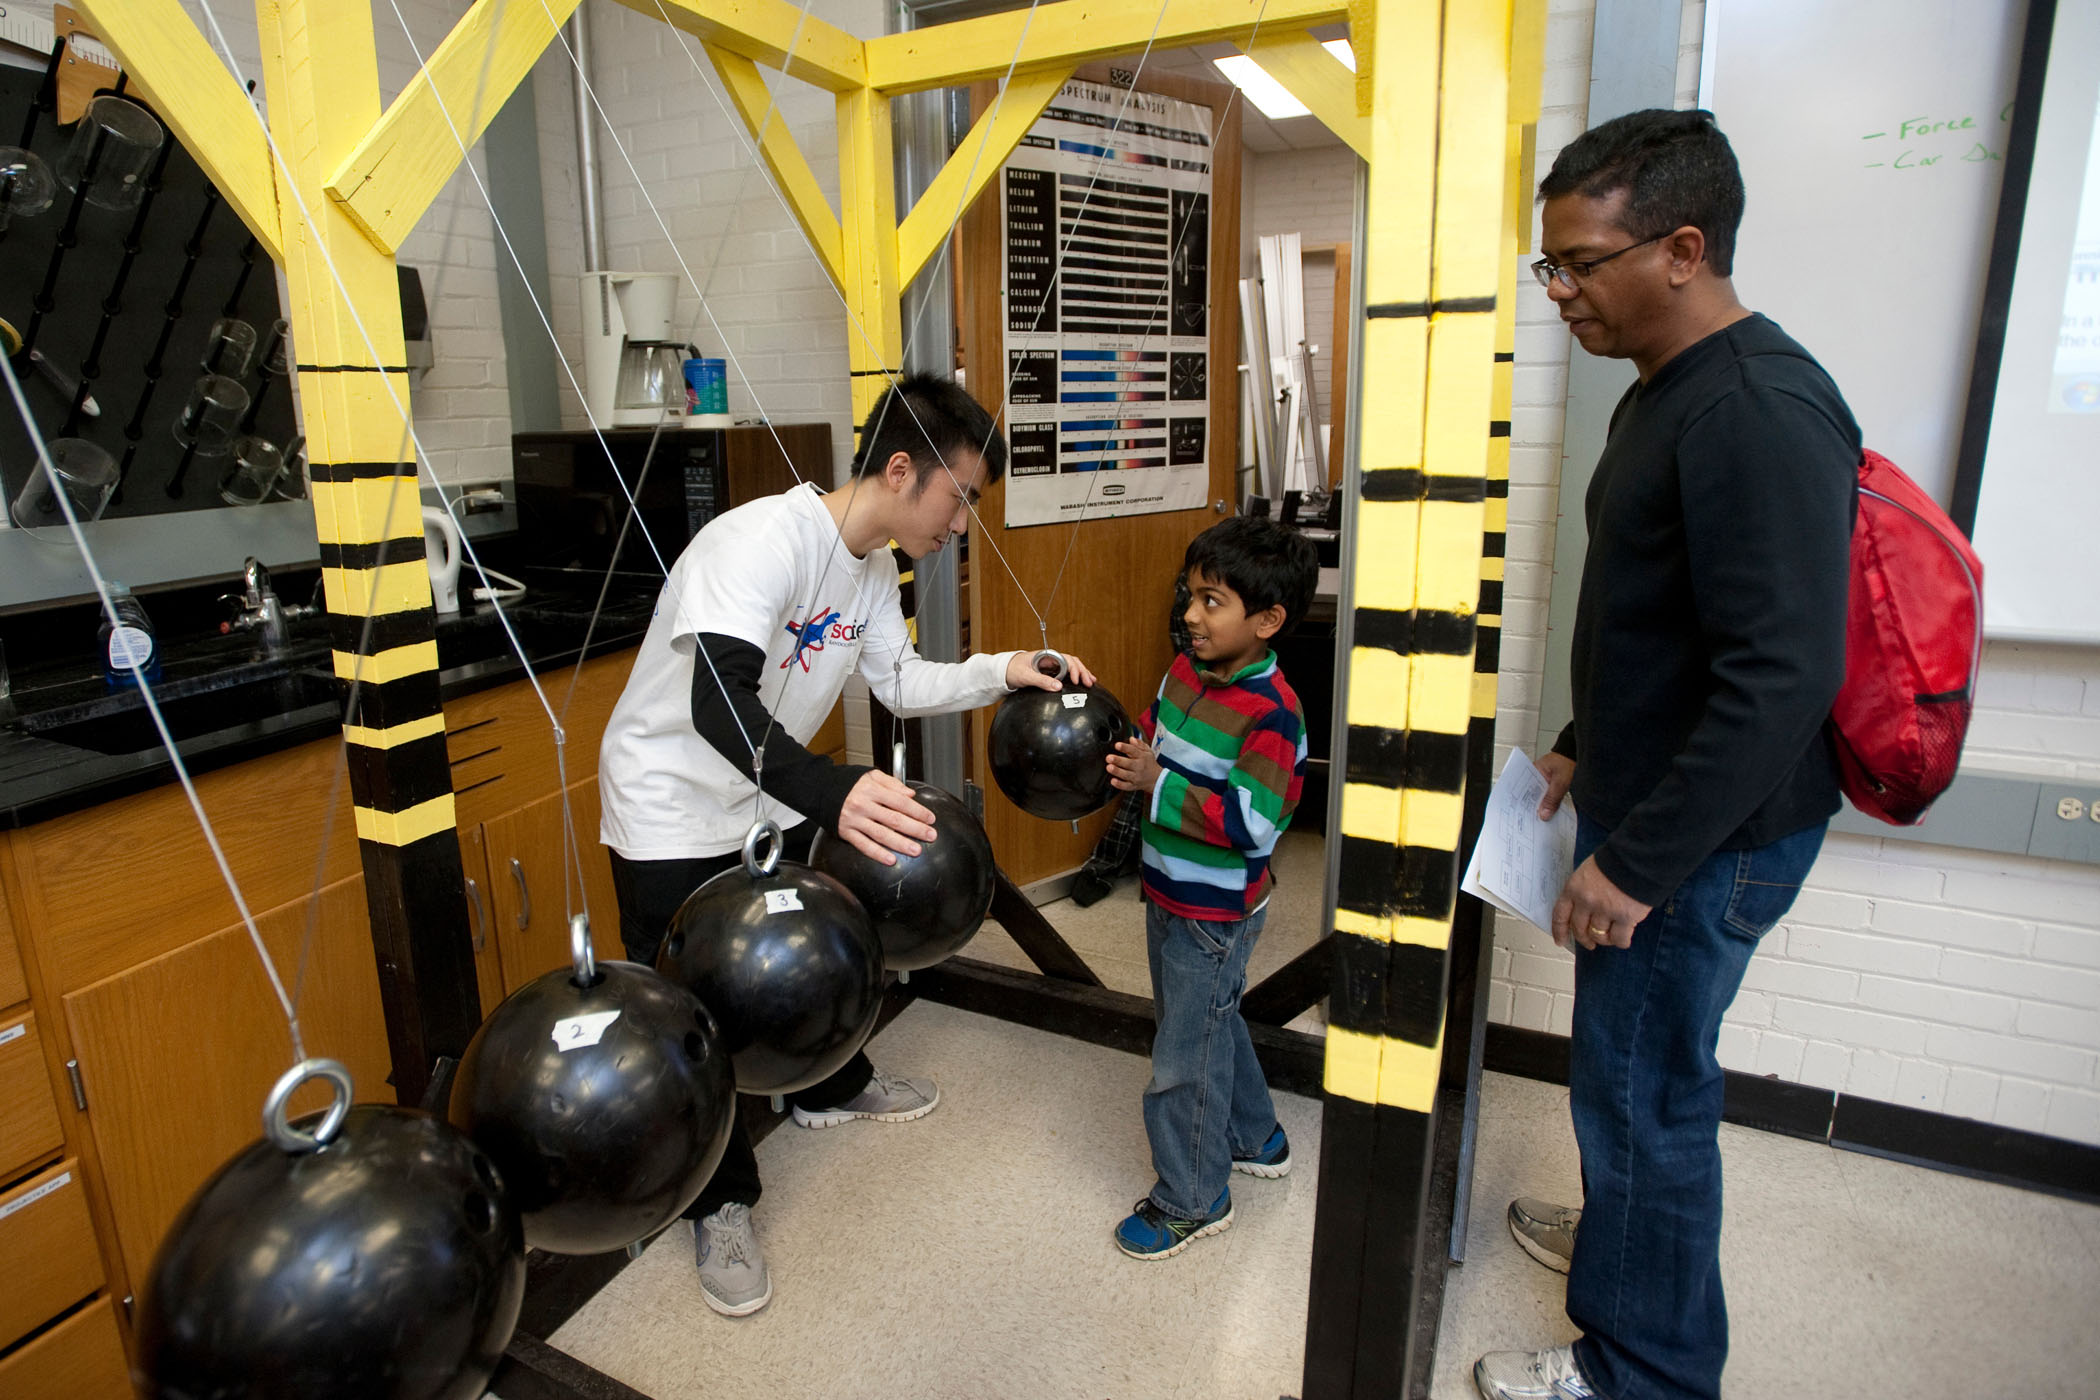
1553, 314, 1857, 906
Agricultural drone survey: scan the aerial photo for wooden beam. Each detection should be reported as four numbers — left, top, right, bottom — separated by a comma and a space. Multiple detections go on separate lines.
327, 0, 580, 255
896, 66, 1072, 285
617, 0, 867, 92
1245, 29, 1369, 158
866, 0, 1349, 96
70, 0, 282, 263
835, 82, 904, 440
704, 42, 845, 292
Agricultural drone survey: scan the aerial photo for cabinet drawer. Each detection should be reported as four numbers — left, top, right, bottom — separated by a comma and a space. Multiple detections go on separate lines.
0, 1296, 133, 1400
0, 1159, 103, 1350
0, 1012, 65, 1183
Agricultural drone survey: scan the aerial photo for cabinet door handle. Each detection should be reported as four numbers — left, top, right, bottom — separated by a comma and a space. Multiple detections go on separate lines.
465, 877, 486, 951
510, 858, 531, 931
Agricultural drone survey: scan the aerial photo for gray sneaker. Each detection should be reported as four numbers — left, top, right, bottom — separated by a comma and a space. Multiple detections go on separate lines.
1474, 1345, 1595, 1399
1508, 1197, 1579, 1274
791, 1067, 940, 1128
694, 1203, 771, 1317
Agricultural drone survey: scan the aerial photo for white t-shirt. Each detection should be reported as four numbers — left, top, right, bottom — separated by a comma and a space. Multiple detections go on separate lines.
599, 482, 1017, 860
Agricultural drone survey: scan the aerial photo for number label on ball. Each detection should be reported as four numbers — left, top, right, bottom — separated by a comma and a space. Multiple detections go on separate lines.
1061, 693, 1088, 709
551, 1010, 622, 1051
765, 889, 804, 914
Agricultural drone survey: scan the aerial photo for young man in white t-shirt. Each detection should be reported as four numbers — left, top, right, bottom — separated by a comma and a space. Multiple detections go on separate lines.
600, 373, 1093, 1318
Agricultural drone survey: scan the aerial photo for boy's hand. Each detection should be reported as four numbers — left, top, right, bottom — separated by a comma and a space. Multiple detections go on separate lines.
837, 769, 937, 865
1106, 737, 1161, 794
1006, 651, 1098, 691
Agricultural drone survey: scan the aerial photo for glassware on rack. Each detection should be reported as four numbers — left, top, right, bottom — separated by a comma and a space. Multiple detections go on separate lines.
56, 95, 164, 213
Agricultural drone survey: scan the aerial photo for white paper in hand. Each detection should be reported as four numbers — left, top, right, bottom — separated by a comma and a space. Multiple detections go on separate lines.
1460, 749, 1579, 933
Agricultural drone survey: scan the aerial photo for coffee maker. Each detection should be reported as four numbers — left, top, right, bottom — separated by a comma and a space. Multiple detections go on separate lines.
579, 271, 686, 427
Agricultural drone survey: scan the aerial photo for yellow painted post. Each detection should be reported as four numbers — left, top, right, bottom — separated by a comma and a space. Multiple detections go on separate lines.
255, 0, 477, 1104
835, 83, 905, 451
1301, 0, 1514, 1392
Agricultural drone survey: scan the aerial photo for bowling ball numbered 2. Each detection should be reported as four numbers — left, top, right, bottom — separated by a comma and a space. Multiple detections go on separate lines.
659, 859, 883, 1095
987, 680, 1132, 821
810, 781, 996, 971
447, 959, 736, 1256
135, 1103, 525, 1400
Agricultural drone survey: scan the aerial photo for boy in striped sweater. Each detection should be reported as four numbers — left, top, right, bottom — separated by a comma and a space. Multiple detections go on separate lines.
1105, 515, 1320, 1259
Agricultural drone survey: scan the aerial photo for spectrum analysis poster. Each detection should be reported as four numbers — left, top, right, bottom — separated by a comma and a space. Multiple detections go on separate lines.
1001, 78, 1213, 529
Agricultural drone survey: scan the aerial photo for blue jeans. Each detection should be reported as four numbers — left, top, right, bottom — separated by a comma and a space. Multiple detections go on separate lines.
1567, 812, 1825, 1400
1142, 900, 1278, 1218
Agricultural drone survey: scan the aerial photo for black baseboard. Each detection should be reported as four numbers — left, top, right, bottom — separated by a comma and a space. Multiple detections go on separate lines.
1482, 1024, 2100, 1205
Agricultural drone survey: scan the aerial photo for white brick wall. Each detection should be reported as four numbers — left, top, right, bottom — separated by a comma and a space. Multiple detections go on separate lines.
1488, 0, 2100, 1148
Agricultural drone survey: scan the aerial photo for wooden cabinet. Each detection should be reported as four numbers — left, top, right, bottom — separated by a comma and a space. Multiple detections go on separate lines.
478, 778, 623, 990
62, 876, 391, 1291
0, 893, 27, 1007
0, 1297, 133, 1400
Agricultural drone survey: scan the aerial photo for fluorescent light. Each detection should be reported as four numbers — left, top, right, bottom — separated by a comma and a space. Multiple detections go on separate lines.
1212, 40, 1357, 120
1211, 55, 1311, 120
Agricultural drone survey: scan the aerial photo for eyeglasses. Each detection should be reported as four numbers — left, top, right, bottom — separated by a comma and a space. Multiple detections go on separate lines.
1531, 233, 1669, 291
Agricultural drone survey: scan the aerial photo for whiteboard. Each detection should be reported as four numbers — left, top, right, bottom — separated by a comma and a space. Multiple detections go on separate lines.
1968, 0, 2100, 644
1702, 0, 2023, 507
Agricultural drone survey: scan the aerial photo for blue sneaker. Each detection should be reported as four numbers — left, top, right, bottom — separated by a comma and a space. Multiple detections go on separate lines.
1232, 1124, 1291, 1178
1114, 1188, 1233, 1260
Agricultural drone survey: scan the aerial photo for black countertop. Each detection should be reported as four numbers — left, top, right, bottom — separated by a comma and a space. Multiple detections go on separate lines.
0, 579, 657, 831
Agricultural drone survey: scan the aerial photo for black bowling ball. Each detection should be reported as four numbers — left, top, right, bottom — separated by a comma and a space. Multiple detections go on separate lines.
135, 1105, 524, 1400
810, 782, 996, 971
987, 679, 1132, 821
447, 959, 735, 1255
658, 860, 882, 1095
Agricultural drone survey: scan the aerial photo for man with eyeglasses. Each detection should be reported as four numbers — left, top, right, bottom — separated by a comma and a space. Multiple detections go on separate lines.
1473, 110, 1858, 1400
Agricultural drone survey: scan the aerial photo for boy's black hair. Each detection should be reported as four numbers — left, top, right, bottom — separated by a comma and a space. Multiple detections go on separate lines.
850, 372, 1008, 485
1183, 515, 1320, 641
1537, 108, 1746, 277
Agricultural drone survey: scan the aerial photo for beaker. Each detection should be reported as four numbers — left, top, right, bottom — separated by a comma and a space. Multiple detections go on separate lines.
0, 147, 55, 231
219, 435, 285, 506
202, 318, 258, 379
10, 437, 119, 536
57, 95, 164, 213
173, 375, 249, 456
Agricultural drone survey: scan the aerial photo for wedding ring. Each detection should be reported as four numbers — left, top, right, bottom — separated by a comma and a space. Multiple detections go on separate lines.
1588, 924, 1609, 936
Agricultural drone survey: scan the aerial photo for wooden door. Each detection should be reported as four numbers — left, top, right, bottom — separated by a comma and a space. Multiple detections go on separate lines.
961, 65, 1243, 885
62, 876, 391, 1290
459, 825, 508, 1016
482, 778, 621, 993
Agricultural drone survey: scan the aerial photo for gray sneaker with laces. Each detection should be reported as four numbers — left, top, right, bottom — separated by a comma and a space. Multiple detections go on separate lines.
1473, 1345, 1595, 1399
694, 1203, 771, 1316
1508, 1196, 1579, 1274
791, 1068, 940, 1128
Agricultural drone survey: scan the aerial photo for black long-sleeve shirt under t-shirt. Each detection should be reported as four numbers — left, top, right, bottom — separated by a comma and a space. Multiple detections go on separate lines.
1552, 313, 1858, 907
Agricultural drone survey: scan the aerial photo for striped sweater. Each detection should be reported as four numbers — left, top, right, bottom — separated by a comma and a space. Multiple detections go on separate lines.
1138, 650, 1308, 921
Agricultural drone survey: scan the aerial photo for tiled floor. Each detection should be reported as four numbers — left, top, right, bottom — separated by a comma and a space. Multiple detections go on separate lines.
533, 839, 2100, 1399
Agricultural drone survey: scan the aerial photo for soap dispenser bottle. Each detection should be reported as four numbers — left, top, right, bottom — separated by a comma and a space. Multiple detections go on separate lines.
100, 582, 162, 687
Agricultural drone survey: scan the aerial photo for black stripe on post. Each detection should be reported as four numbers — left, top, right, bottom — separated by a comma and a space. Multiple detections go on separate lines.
329, 609, 440, 656
1303, 1097, 1436, 1399
1354, 607, 1475, 657
320, 536, 428, 572
1359, 468, 1489, 503
1335, 839, 1459, 920
340, 669, 444, 732
345, 731, 455, 812
1343, 726, 1467, 792
309, 459, 418, 483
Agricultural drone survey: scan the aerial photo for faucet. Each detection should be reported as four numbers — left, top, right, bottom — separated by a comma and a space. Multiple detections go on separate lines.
221, 558, 315, 655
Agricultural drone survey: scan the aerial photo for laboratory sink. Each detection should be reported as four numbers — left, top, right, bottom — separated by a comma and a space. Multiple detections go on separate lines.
14, 669, 343, 756
433, 607, 644, 674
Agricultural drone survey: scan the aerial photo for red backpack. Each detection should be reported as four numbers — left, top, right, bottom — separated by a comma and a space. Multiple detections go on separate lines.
1830, 449, 1984, 825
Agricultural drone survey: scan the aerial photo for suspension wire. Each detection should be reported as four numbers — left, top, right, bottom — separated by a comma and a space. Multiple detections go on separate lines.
2, 354, 308, 1061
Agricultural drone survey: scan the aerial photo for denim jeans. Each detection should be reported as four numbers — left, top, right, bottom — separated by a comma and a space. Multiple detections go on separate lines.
1142, 900, 1278, 1218
1566, 812, 1825, 1400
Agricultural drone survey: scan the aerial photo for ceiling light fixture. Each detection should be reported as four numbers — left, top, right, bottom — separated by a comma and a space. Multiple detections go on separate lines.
1212, 39, 1357, 119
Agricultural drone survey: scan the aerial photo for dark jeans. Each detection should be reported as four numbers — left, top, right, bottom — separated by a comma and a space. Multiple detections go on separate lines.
1566, 811, 1825, 1400
607, 827, 873, 1218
